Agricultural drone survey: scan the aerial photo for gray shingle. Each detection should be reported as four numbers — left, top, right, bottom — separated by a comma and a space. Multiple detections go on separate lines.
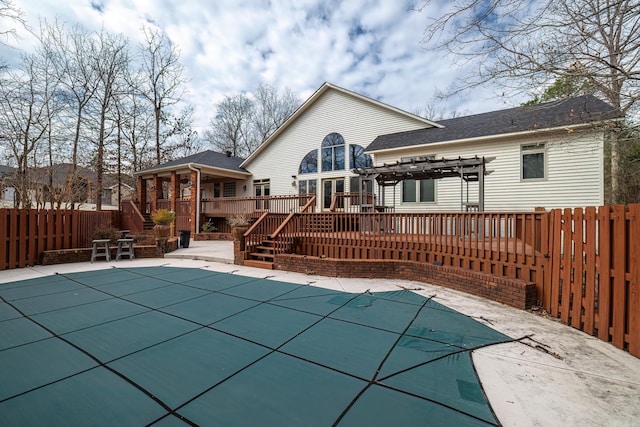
138, 150, 247, 174
366, 95, 621, 152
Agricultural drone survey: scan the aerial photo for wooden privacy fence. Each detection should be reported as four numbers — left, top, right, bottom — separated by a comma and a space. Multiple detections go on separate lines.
546, 204, 640, 357
0, 209, 116, 270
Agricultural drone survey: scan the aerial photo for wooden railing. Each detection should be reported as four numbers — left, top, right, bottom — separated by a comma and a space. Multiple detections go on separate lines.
0, 208, 115, 270
202, 195, 315, 216
157, 199, 171, 210
244, 213, 290, 253
121, 200, 145, 233
175, 200, 191, 232
329, 192, 376, 212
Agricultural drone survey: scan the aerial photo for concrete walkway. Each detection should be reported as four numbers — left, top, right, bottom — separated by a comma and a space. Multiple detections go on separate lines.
1, 246, 639, 426
164, 240, 234, 264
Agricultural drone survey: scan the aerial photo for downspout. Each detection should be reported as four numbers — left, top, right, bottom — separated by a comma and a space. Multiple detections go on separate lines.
187, 164, 201, 233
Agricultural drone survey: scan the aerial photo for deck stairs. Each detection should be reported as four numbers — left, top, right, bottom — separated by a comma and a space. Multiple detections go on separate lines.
142, 213, 155, 231
244, 237, 291, 270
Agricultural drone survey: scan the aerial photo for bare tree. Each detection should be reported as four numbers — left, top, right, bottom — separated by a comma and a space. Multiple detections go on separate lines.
0, 0, 24, 46
39, 21, 99, 179
205, 83, 300, 158
0, 53, 51, 208
89, 29, 129, 210
252, 83, 299, 143
161, 105, 202, 159
205, 92, 254, 157
136, 26, 187, 164
419, 0, 640, 202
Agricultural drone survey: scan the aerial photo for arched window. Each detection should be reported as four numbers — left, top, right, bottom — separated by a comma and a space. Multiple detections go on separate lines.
349, 145, 372, 169
299, 150, 318, 174
321, 133, 345, 172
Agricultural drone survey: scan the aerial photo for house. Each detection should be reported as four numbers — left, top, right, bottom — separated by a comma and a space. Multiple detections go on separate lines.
132, 82, 621, 234
0, 163, 133, 209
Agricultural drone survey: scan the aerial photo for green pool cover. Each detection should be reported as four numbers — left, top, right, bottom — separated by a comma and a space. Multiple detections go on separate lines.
0, 266, 512, 426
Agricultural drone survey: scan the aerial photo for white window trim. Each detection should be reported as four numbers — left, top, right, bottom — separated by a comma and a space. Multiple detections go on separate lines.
521, 143, 547, 181
400, 155, 437, 204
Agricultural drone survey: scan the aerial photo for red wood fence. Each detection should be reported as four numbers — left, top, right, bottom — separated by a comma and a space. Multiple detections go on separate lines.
546, 204, 639, 356
0, 209, 116, 270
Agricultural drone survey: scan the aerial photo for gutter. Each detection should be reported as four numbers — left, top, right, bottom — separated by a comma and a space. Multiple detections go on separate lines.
187, 163, 201, 233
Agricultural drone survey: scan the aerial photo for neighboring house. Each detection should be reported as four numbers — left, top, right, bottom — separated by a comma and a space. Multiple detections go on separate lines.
133, 82, 621, 232
0, 163, 131, 209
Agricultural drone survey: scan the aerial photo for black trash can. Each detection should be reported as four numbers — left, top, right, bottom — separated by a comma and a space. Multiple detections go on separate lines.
179, 230, 191, 248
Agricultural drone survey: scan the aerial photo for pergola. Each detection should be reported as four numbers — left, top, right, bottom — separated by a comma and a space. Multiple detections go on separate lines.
353, 156, 494, 211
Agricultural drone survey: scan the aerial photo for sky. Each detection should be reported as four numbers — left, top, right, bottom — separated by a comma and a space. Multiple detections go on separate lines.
4, 0, 521, 134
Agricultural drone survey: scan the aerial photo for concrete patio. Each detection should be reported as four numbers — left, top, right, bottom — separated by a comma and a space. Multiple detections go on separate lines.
1, 243, 639, 426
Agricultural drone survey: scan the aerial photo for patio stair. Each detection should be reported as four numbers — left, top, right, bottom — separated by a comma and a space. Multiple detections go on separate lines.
142, 213, 155, 231
245, 238, 290, 269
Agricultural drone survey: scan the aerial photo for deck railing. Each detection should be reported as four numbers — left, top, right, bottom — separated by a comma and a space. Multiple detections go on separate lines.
201, 194, 315, 216
121, 200, 145, 233
329, 192, 380, 212
271, 210, 547, 298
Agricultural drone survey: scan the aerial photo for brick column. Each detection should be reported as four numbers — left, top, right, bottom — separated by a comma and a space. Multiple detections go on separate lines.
137, 176, 147, 213
170, 171, 179, 212
190, 169, 198, 234
152, 174, 163, 212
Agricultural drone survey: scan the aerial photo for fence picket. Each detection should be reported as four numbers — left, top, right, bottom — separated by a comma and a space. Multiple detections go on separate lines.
629, 204, 640, 357
611, 205, 627, 348
597, 207, 612, 342
571, 208, 584, 329
583, 207, 597, 335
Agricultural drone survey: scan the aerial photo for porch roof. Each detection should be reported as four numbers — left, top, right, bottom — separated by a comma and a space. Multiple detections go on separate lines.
135, 150, 251, 179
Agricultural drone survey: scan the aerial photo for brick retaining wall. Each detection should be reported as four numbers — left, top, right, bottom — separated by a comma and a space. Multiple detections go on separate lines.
275, 254, 536, 309
41, 238, 179, 266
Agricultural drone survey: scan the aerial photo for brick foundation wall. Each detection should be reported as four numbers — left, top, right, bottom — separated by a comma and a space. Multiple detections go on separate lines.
275, 254, 536, 309
194, 233, 233, 241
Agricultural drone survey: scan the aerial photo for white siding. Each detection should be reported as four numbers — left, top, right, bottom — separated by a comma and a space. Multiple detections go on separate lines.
373, 130, 605, 211
245, 89, 431, 207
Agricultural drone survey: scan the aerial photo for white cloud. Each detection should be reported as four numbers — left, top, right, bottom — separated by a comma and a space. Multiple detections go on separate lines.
6, 0, 516, 135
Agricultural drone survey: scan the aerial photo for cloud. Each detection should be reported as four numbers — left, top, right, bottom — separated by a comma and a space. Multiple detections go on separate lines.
7, 0, 515, 134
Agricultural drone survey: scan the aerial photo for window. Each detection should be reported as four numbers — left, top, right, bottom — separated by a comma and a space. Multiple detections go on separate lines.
402, 179, 435, 203
521, 143, 546, 180
299, 179, 317, 196
299, 150, 318, 174
349, 145, 372, 169
401, 156, 436, 203
254, 179, 270, 197
223, 182, 236, 197
321, 133, 345, 171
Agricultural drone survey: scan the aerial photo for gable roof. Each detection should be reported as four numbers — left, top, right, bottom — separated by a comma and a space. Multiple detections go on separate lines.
366, 95, 622, 153
240, 82, 441, 167
135, 150, 249, 177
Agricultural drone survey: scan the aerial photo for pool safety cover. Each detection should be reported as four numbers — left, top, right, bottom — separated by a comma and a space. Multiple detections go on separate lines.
0, 267, 513, 426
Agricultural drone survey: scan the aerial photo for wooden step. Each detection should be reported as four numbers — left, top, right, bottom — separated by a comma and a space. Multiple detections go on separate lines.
244, 259, 274, 269
250, 252, 275, 260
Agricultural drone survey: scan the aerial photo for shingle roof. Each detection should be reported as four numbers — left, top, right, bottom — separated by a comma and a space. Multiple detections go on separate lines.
138, 150, 247, 174
366, 95, 621, 152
